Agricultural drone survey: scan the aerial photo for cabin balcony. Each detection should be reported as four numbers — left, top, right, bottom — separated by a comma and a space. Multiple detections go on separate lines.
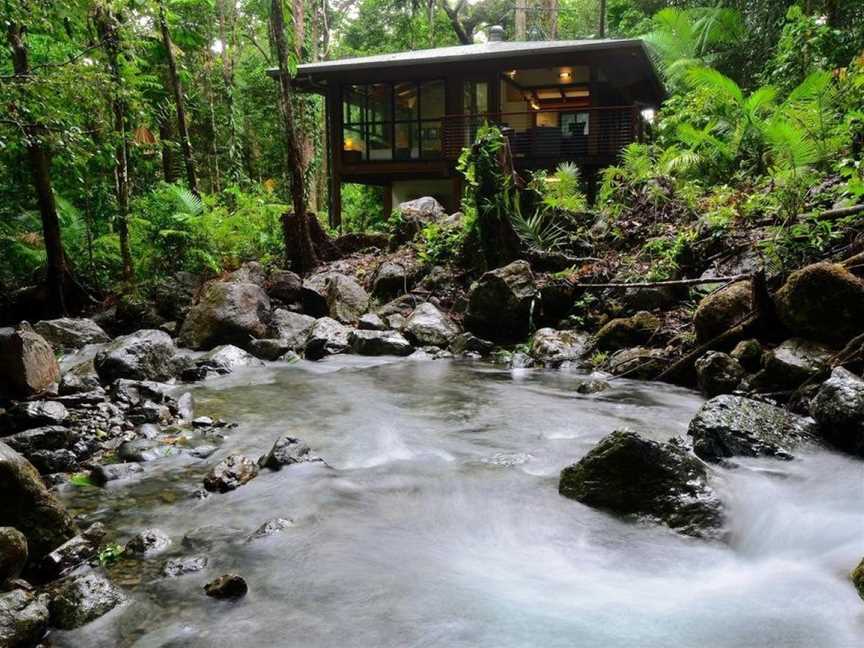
441, 105, 642, 169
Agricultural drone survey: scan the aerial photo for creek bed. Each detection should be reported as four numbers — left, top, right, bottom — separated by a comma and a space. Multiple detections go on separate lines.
52, 357, 864, 647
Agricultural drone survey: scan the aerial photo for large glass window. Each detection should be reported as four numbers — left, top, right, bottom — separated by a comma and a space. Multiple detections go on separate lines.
342, 80, 445, 162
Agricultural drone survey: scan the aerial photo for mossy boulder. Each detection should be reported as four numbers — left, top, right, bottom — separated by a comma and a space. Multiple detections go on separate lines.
465, 260, 536, 344
694, 280, 751, 344
774, 262, 864, 346
559, 431, 723, 538
695, 351, 744, 397
0, 442, 78, 564
0, 527, 27, 585
594, 311, 661, 352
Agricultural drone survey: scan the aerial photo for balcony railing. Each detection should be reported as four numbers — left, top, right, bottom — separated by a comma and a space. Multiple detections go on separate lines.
441, 105, 641, 165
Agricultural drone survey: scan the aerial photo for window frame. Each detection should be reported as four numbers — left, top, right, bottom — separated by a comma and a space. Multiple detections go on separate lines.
341, 79, 446, 163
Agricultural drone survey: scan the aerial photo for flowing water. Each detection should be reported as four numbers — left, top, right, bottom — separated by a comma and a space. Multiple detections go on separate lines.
52, 357, 864, 647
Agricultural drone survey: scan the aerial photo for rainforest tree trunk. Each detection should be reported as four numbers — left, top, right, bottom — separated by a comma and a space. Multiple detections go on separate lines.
270, 0, 318, 273
7, 18, 67, 315
158, 0, 199, 195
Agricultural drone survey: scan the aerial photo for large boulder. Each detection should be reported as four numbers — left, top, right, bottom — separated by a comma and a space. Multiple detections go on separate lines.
32, 318, 110, 350
372, 262, 411, 300
404, 302, 459, 347
0, 527, 27, 585
304, 318, 350, 360
559, 431, 723, 538
693, 280, 751, 343
594, 311, 661, 352
5, 402, 68, 432
326, 274, 369, 324
752, 338, 833, 392
465, 261, 536, 344
695, 352, 745, 397
267, 270, 302, 304
0, 326, 60, 399
774, 262, 864, 346
529, 328, 590, 366
178, 281, 270, 350
0, 442, 78, 563
93, 329, 175, 383
393, 197, 446, 242
258, 436, 318, 470
810, 367, 864, 457
0, 589, 49, 647
606, 346, 667, 380
687, 395, 815, 463
301, 272, 339, 318
269, 309, 316, 351
48, 572, 125, 630
151, 271, 202, 324
348, 330, 413, 356
182, 344, 263, 381
37, 523, 105, 581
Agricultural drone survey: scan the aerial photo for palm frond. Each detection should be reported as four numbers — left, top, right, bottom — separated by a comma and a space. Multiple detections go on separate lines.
686, 66, 743, 104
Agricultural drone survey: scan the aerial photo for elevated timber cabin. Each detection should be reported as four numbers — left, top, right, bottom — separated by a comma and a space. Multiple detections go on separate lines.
269, 29, 664, 227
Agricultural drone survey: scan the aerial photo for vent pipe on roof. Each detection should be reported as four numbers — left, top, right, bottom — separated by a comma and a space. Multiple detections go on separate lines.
488, 25, 505, 42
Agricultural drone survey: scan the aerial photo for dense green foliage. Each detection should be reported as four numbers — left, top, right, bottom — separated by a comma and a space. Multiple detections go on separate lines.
1, 0, 862, 305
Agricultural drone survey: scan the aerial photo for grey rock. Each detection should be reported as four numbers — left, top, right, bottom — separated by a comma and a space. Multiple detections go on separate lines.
248, 338, 292, 361
181, 525, 243, 551
266, 269, 302, 303
0, 326, 60, 400
247, 518, 293, 541
27, 449, 77, 474
258, 436, 318, 470
203, 455, 259, 493
151, 271, 203, 324
510, 352, 535, 369
386, 313, 407, 331
89, 462, 144, 486
176, 392, 194, 422
33, 318, 110, 349
688, 395, 815, 462
117, 439, 180, 463
326, 274, 370, 324
304, 317, 350, 360
0, 442, 78, 562
38, 523, 105, 581
94, 330, 176, 383
465, 260, 536, 344
530, 328, 590, 366
394, 197, 446, 242
358, 313, 387, 331
6, 401, 68, 432
372, 262, 410, 300
4, 426, 74, 456
348, 329, 413, 356
227, 262, 266, 286
730, 339, 763, 372
48, 572, 125, 630
269, 309, 316, 351
125, 529, 171, 557
405, 302, 459, 347
753, 338, 833, 391
161, 555, 208, 578
449, 332, 495, 356
695, 352, 745, 397
0, 589, 49, 647
810, 367, 864, 456
607, 346, 667, 380
178, 281, 270, 350
183, 344, 263, 380
559, 431, 723, 538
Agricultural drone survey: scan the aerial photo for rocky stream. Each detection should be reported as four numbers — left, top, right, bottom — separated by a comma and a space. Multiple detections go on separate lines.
2, 198, 864, 647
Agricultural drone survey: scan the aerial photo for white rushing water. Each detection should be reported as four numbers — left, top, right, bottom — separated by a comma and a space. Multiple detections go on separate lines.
54, 357, 864, 647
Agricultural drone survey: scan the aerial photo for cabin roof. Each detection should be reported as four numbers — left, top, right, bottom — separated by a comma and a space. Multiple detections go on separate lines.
269, 38, 665, 105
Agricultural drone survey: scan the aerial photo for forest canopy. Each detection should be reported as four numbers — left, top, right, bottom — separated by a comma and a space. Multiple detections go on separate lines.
1, 0, 863, 317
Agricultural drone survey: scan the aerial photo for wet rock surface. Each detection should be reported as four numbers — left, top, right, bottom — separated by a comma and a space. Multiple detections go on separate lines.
695, 351, 744, 397
404, 302, 459, 347
326, 274, 370, 324
348, 329, 413, 356
688, 395, 815, 462
125, 528, 172, 557
0, 589, 49, 647
32, 318, 110, 350
258, 436, 318, 470
203, 455, 259, 493
162, 555, 208, 578
465, 260, 536, 344
810, 367, 864, 456
0, 325, 60, 399
305, 317, 350, 360
693, 280, 751, 343
559, 431, 723, 538
0, 442, 78, 563
204, 574, 248, 600
94, 329, 176, 382
530, 328, 590, 366
0, 527, 28, 585
178, 280, 271, 350
48, 572, 125, 629
753, 338, 833, 391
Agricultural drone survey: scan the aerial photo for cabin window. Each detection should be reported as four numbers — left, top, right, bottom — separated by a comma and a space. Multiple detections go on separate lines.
342, 80, 445, 162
